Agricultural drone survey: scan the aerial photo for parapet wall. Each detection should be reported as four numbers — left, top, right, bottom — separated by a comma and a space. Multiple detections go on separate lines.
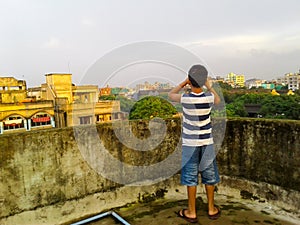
218, 118, 300, 191
0, 118, 299, 223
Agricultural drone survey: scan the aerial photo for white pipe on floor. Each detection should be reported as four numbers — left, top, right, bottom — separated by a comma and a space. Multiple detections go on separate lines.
71, 211, 131, 225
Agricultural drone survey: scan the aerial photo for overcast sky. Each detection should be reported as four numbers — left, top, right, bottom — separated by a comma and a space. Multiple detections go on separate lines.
1, 0, 300, 87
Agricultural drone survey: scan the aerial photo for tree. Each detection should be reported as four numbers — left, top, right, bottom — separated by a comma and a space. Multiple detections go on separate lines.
116, 96, 135, 113
129, 96, 177, 120
226, 101, 248, 117
260, 95, 300, 120
218, 81, 232, 90
99, 95, 116, 100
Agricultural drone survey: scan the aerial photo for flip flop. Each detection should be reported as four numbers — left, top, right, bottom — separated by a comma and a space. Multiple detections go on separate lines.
208, 206, 221, 220
175, 209, 198, 223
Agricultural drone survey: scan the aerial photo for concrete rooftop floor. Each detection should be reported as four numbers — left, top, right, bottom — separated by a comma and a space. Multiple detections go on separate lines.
72, 192, 299, 225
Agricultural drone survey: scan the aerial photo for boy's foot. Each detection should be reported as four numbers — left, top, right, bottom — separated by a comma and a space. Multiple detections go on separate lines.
208, 206, 221, 220
175, 209, 198, 223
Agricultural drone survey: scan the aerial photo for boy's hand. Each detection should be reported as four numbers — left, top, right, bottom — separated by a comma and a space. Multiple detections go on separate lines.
168, 78, 190, 102
205, 78, 212, 90
180, 78, 190, 88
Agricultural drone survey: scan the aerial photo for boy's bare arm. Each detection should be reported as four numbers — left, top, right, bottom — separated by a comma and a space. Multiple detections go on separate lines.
168, 78, 189, 102
205, 79, 221, 105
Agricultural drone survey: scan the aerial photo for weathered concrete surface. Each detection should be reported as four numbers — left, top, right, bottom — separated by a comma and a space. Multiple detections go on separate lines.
2, 175, 299, 225
0, 119, 181, 222
83, 187, 300, 225
0, 118, 299, 225
216, 118, 300, 213
218, 118, 300, 192
0, 176, 181, 225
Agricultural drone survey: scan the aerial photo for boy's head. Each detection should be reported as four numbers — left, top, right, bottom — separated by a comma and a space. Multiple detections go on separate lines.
188, 64, 208, 88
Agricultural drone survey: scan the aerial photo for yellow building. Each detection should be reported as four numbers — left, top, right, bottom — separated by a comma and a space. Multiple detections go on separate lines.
0, 77, 27, 103
0, 74, 121, 134
235, 75, 245, 87
226, 72, 245, 87
43, 73, 73, 102
40, 73, 121, 127
0, 77, 55, 134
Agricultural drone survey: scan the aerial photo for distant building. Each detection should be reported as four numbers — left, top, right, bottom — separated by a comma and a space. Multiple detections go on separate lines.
275, 70, 300, 90
0, 74, 121, 134
38, 73, 121, 127
245, 79, 263, 89
132, 89, 171, 100
244, 104, 262, 118
226, 72, 245, 87
135, 81, 172, 91
261, 83, 275, 89
0, 77, 27, 103
27, 86, 42, 100
135, 81, 153, 90
99, 85, 112, 96
0, 76, 55, 134
285, 71, 300, 90
214, 76, 225, 83
273, 77, 287, 86
111, 87, 129, 96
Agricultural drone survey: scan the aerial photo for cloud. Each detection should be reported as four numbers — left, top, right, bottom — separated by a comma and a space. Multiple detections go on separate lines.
42, 37, 61, 49
180, 32, 300, 80
184, 31, 300, 58
185, 34, 270, 50
80, 18, 95, 27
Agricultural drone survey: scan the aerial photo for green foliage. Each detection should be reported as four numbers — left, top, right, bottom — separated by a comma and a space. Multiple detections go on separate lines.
174, 103, 183, 113
99, 95, 116, 100
295, 89, 300, 95
116, 96, 135, 113
129, 96, 177, 120
99, 95, 135, 113
217, 81, 232, 90
226, 101, 248, 117
158, 93, 169, 100
222, 90, 244, 104
237, 93, 267, 104
224, 91, 300, 120
260, 95, 300, 120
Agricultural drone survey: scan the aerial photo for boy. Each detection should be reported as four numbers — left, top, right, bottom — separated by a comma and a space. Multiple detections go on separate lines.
168, 64, 221, 223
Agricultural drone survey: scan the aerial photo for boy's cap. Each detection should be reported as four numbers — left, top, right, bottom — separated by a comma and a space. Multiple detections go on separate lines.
188, 64, 208, 87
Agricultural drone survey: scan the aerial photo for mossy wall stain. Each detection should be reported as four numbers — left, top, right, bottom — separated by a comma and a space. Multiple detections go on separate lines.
0, 118, 299, 219
217, 118, 300, 192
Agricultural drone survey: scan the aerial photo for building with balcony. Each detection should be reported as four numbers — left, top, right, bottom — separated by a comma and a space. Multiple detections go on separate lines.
0, 77, 55, 134
99, 85, 112, 96
0, 77, 27, 103
285, 71, 300, 90
0, 74, 121, 134
35, 73, 121, 127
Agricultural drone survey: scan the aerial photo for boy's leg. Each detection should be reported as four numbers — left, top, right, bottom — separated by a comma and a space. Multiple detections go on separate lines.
205, 184, 219, 215
186, 186, 197, 218
200, 145, 220, 216
180, 146, 200, 219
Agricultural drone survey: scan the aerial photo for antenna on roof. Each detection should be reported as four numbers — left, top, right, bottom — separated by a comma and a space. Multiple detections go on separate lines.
68, 61, 71, 74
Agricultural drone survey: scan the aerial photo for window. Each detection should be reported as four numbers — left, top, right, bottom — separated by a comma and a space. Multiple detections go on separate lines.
31, 113, 52, 127
3, 116, 24, 130
80, 116, 92, 125
97, 115, 104, 122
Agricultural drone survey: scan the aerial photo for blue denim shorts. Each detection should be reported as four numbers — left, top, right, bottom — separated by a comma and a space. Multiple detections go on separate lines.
181, 145, 220, 186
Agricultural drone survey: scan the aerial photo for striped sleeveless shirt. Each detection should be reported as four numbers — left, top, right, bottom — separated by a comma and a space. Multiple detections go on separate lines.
180, 91, 214, 146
